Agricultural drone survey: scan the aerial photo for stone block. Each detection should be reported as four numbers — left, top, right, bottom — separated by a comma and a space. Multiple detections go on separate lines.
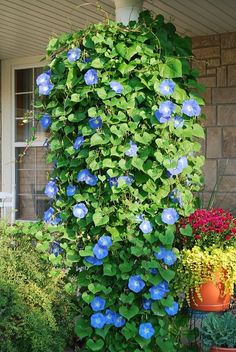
217, 105, 236, 126
207, 68, 216, 76
200, 138, 206, 156
202, 105, 216, 126
192, 34, 220, 49
198, 76, 216, 88
228, 65, 236, 86
222, 48, 236, 65
193, 47, 220, 60
203, 159, 217, 191
203, 192, 236, 215
223, 127, 236, 157
212, 88, 236, 104
221, 32, 236, 48
217, 67, 227, 87
200, 87, 212, 104
206, 127, 222, 158
217, 176, 236, 192
218, 159, 236, 175
206, 58, 220, 67
192, 59, 206, 77
200, 192, 212, 209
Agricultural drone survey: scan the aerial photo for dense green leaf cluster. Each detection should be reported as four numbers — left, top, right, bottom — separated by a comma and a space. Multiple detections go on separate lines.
36, 11, 205, 351
0, 222, 77, 352
200, 312, 236, 351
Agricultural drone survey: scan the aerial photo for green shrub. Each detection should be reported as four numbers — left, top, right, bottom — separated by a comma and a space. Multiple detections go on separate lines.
200, 312, 236, 351
0, 222, 78, 352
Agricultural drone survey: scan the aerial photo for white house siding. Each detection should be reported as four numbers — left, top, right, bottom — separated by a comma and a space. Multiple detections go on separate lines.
1, 0, 236, 60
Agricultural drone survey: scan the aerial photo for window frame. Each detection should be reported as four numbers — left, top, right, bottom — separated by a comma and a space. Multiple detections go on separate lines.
1, 56, 47, 221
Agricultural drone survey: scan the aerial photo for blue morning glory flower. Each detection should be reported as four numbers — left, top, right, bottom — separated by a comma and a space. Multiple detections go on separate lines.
50, 241, 63, 257
50, 214, 62, 226
125, 141, 138, 157
85, 173, 98, 186
154, 109, 170, 124
154, 247, 167, 260
159, 101, 175, 117
105, 309, 116, 325
143, 299, 152, 310
36, 72, 51, 86
98, 236, 113, 249
169, 188, 181, 204
113, 313, 126, 328
77, 169, 98, 186
43, 207, 54, 223
90, 313, 106, 329
178, 156, 188, 170
93, 244, 108, 260
108, 177, 118, 187
164, 301, 179, 316
73, 136, 84, 150
158, 281, 170, 293
90, 297, 106, 312
66, 185, 76, 196
139, 220, 153, 234
167, 165, 182, 176
85, 256, 103, 266
40, 113, 51, 129
128, 275, 145, 293
150, 268, 158, 275
73, 203, 88, 218
182, 99, 201, 117
167, 156, 188, 176
44, 180, 58, 199
89, 116, 102, 130
159, 79, 175, 96
149, 283, 166, 300
174, 116, 184, 128
139, 322, 155, 339
39, 83, 54, 96
161, 208, 179, 225
118, 175, 134, 186
110, 81, 123, 94
163, 250, 177, 266
67, 48, 81, 63
77, 169, 90, 182
83, 57, 92, 63
136, 213, 144, 223
84, 69, 98, 85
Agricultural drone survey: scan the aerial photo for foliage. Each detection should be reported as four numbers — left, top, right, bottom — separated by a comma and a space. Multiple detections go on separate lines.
0, 222, 78, 352
200, 312, 236, 351
175, 246, 236, 305
35, 11, 205, 351
177, 208, 236, 249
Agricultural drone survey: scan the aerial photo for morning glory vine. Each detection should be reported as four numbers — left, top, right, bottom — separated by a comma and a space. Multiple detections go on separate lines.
35, 11, 205, 352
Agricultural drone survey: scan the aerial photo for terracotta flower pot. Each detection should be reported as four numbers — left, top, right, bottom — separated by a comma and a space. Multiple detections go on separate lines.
190, 273, 231, 312
210, 347, 236, 351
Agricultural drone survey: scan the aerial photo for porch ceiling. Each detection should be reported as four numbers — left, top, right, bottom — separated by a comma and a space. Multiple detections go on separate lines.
1, 0, 236, 59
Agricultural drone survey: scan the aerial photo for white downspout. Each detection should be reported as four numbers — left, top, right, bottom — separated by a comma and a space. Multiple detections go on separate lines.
114, 0, 144, 25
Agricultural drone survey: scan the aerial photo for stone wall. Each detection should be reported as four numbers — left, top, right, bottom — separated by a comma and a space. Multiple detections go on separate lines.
192, 32, 236, 213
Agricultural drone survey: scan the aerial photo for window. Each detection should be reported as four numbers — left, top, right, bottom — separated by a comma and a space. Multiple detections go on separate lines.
14, 67, 52, 220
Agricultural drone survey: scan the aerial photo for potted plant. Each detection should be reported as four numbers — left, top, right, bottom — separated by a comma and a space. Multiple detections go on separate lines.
200, 311, 236, 351
175, 208, 236, 311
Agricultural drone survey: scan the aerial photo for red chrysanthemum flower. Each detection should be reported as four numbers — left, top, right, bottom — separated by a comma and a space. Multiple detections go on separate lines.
177, 208, 236, 249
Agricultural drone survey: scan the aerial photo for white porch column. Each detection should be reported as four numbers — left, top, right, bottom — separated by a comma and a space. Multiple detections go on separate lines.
114, 0, 144, 25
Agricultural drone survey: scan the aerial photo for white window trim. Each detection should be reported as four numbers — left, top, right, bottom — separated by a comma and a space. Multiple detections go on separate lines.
1, 55, 47, 221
